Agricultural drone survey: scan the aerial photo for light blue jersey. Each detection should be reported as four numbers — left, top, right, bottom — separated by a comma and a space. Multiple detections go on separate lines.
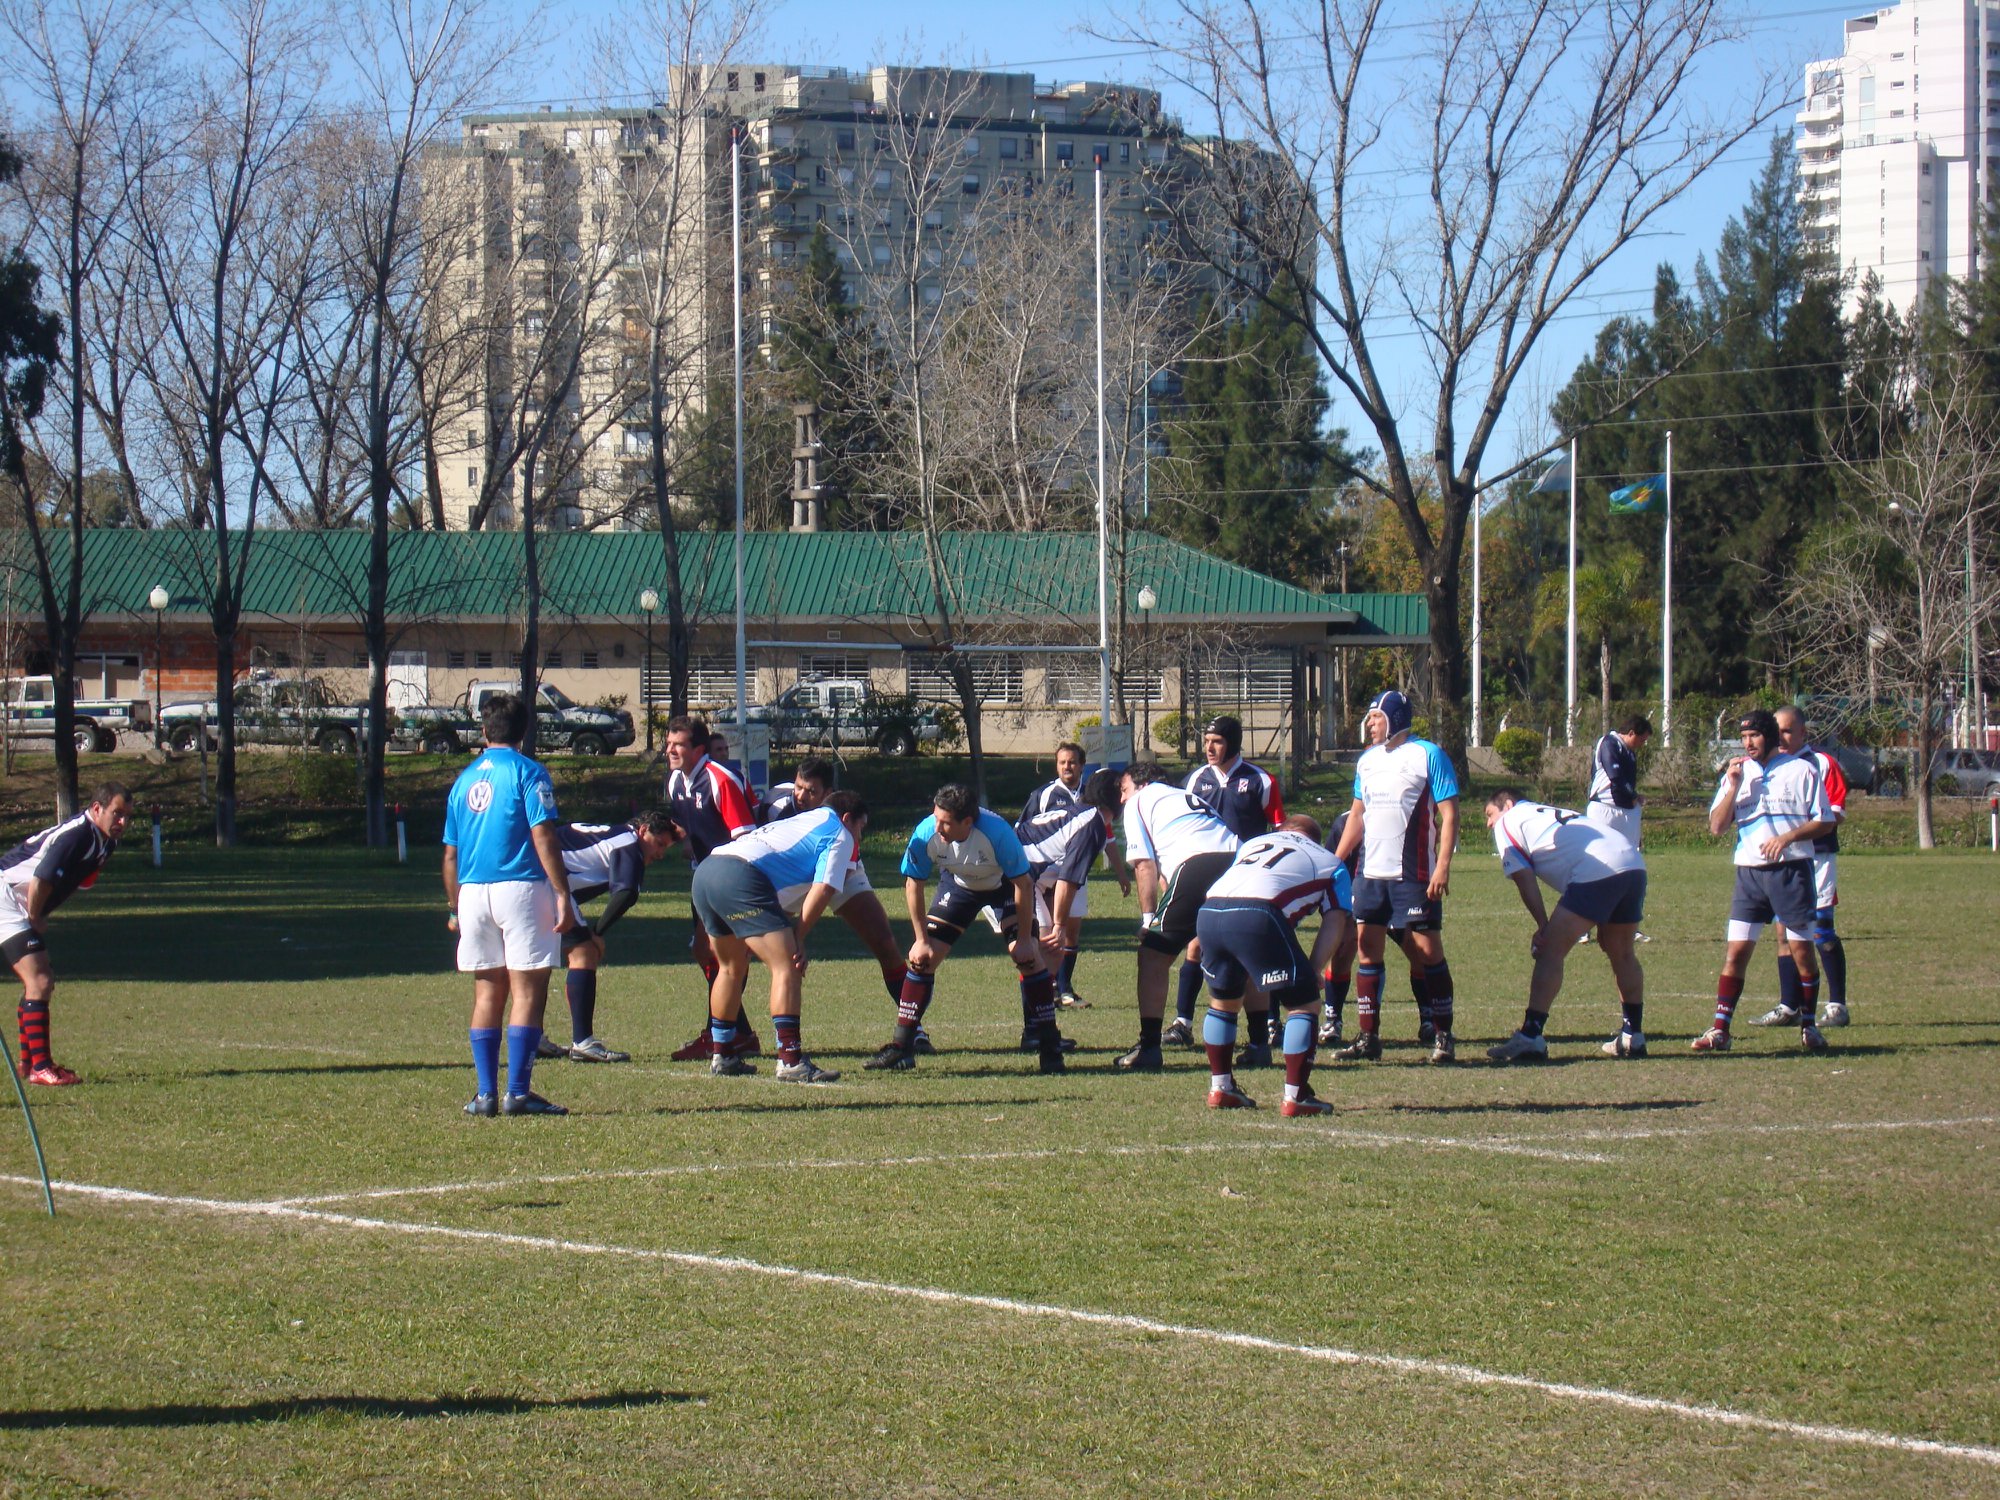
443, 746, 559, 883
709, 806, 859, 891
901, 808, 1028, 893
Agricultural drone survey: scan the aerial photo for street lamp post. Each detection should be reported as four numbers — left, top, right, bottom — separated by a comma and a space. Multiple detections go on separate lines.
638, 587, 660, 755
147, 584, 169, 748
1136, 585, 1157, 757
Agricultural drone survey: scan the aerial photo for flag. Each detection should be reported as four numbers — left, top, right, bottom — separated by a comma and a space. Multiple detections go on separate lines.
1608, 475, 1665, 515
1531, 452, 1571, 493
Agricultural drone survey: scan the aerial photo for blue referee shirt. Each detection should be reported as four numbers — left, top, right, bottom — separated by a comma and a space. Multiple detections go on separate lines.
443, 746, 559, 883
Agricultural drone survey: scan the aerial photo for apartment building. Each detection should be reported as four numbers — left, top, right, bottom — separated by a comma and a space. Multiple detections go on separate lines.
424, 65, 1266, 532
1797, 0, 2000, 315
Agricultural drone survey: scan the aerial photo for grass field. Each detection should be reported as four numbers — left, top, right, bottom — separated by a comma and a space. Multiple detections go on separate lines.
1, 838, 1996, 1497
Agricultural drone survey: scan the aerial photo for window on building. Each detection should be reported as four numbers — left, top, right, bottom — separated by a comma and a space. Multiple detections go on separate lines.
564, 128, 581, 148
467, 466, 479, 488
1055, 140, 1074, 164
726, 70, 739, 90
592, 126, 610, 146
447, 650, 467, 670
475, 651, 493, 669
962, 172, 980, 194
922, 283, 941, 304
1190, 649, 1293, 705
872, 243, 891, 266
873, 166, 892, 190
1119, 141, 1130, 163
545, 651, 563, 669
907, 651, 1023, 703
581, 650, 599, 669
960, 133, 980, 157
753, 71, 765, 92
509, 651, 525, 668
309, 651, 327, 669
836, 127, 855, 151
999, 136, 1019, 160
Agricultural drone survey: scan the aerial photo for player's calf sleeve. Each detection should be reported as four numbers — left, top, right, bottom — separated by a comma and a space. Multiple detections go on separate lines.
565, 969, 597, 1042
1324, 967, 1351, 1020
894, 970, 935, 1046
1282, 1013, 1315, 1093
468, 1026, 501, 1098
1775, 952, 1802, 1014
1714, 973, 1743, 1028
1175, 961, 1204, 1023
1248, 1008, 1272, 1046
1797, 968, 1821, 1020
1814, 912, 1847, 1007
1409, 965, 1431, 1022
1422, 963, 1454, 1033
1355, 964, 1384, 1034
1621, 999, 1644, 1033
1202, 1006, 1238, 1081
1022, 969, 1059, 1048
1059, 945, 1079, 991
503, 1024, 541, 1097
17, 998, 49, 1073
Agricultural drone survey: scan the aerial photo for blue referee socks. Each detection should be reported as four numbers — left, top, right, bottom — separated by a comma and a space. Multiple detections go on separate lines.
469, 1027, 501, 1099
504, 1025, 542, 1097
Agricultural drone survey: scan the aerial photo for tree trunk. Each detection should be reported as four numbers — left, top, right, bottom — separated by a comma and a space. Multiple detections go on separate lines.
1915, 682, 1938, 850
952, 659, 986, 808
650, 333, 692, 719
213, 627, 237, 847
1600, 633, 1613, 735
519, 450, 540, 756
364, 290, 394, 847
1423, 561, 1468, 765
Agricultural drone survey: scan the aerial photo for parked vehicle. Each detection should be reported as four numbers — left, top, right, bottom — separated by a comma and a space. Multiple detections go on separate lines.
711, 678, 943, 757
0, 675, 151, 753
1706, 734, 1886, 795
159, 673, 375, 755
412, 681, 636, 756
1925, 747, 2000, 798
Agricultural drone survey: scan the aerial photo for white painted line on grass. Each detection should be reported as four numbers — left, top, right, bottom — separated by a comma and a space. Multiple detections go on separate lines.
5, 1172, 1996, 1472
1522, 1114, 2000, 1145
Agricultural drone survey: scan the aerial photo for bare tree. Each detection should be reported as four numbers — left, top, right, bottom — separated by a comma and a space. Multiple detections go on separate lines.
1105, 0, 1782, 756
1783, 349, 2000, 849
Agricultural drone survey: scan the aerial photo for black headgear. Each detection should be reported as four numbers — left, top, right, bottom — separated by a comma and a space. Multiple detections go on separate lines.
1203, 715, 1243, 757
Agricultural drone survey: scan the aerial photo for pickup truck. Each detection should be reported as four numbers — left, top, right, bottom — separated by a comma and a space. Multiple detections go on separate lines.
712, 677, 942, 757
159, 673, 376, 754
410, 681, 636, 756
0, 676, 151, 753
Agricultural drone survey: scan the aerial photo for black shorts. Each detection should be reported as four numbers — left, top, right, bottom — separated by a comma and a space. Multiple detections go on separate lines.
1557, 870, 1647, 927
1195, 900, 1317, 1009
560, 920, 597, 954
925, 880, 1020, 945
1145, 850, 1236, 954
1352, 875, 1442, 932
1729, 863, 1815, 934
0, 927, 45, 967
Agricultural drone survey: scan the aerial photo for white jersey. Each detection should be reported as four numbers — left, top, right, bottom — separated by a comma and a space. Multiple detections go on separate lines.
1351, 737, 1460, 883
709, 805, 860, 910
1491, 801, 1644, 893
1205, 830, 1351, 925
1711, 753, 1830, 866
1122, 781, 1239, 883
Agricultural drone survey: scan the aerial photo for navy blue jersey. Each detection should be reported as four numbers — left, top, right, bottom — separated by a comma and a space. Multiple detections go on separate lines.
1020, 776, 1083, 823
1185, 756, 1285, 841
0, 812, 117, 916
555, 823, 648, 905
667, 753, 756, 864
758, 781, 806, 825
1016, 802, 1110, 887
1588, 732, 1640, 811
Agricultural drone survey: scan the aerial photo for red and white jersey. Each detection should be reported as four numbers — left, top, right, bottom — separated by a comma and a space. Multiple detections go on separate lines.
667, 753, 756, 865
1122, 782, 1239, 884
1799, 744, 1847, 854
1204, 830, 1350, 925
1491, 800, 1644, 894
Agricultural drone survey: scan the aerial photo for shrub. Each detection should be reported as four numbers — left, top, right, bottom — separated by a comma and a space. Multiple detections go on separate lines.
1494, 727, 1544, 778
1153, 712, 1189, 751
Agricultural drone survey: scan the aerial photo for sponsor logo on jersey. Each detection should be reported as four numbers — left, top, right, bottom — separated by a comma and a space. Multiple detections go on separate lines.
467, 780, 493, 813
536, 782, 556, 811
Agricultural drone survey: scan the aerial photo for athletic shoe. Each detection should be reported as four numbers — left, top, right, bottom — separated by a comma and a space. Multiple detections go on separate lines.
1160, 1017, 1196, 1048
1281, 1088, 1335, 1118
1418, 1020, 1437, 1047
1602, 1030, 1647, 1058
463, 1092, 497, 1117
1634, 931, 1654, 943
708, 1052, 756, 1077
729, 1028, 763, 1057
568, 1036, 630, 1063
1485, 1030, 1548, 1063
1207, 1078, 1257, 1109
1819, 1002, 1850, 1028
1037, 1050, 1067, 1075
1428, 1032, 1456, 1065
500, 1091, 567, 1116
1058, 989, 1090, 1009
912, 1028, 937, 1056
864, 1043, 916, 1071
1800, 1023, 1829, 1053
775, 1056, 840, 1084
23, 1063, 79, 1087
1577, 929, 1594, 945
535, 1034, 567, 1060
1114, 1042, 1164, 1072
1334, 1032, 1381, 1062
1234, 1041, 1273, 1070
1749, 1004, 1801, 1028
1019, 1028, 1078, 1054
1317, 1014, 1344, 1047
1691, 1026, 1732, 1053
670, 1032, 715, 1061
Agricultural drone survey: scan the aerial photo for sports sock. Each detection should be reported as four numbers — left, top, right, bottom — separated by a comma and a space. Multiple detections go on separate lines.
1817, 923, 1847, 1008
1423, 963, 1454, 1035
1202, 1007, 1238, 1085
503, 1025, 541, 1096
1409, 965, 1431, 1026
1714, 973, 1743, 1030
892, 970, 935, 1049
773, 1013, 802, 1065
1324, 966, 1351, 1024
468, 1026, 501, 1098
879, 960, 904, 1002
1281, 1012, 1315, 1101
1139, 1014, 1163, 1049
17, 998, 49, 1073
1175, 961, 1204, 1024
1520, 1009, 1546, 1039
709, 1013, 736, 1051
1022, 969, 1060, 1052
1776, 952, 1802, 1014
1356, 963, 1383, 1035
1621, 1000, 1644, 1034
1797, 969, 1821, 1023
1058, 945, 1080, 992
565, 970, 597, 1043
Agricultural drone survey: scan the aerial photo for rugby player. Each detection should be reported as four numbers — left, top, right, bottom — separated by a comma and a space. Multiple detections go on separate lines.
1194, 814, 1350, 1116
665, 714, 760, 1062
1017, 770, 1122, 1039
1699, 708, 1836, 1054
1749, 706, 1851, 1029
1020, 742, 1132, 1008
691, 793, 869, 1084
1316, 810, 1432, 1049
443, 694, 577, 1117
1329, 690, 1462, 1064
865, 783, 1068, 1074
543, 810, 683, 1062
1585, 715, 1651, 845
1482, 791, 1649, 1061
1167, 715, 1285, 1059
5, 782, 133, 1086
1115, 762, 1241, 1071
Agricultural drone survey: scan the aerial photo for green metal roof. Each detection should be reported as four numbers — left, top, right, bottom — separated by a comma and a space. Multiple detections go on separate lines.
33, 528, 1426, 641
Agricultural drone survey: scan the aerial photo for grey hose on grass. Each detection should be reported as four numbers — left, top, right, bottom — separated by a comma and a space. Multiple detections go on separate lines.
7, 1066, 54, 1216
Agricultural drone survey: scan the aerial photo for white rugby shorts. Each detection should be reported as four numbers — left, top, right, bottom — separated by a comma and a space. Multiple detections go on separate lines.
0, 882, 33, 948
1584, 802, 1641, 847
1033, 871, 1088, 930
456, 880, 562, 972
1812, 851, 1838, 908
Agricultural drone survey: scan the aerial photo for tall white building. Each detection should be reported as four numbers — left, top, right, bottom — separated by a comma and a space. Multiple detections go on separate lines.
1797, 0, 2000, 314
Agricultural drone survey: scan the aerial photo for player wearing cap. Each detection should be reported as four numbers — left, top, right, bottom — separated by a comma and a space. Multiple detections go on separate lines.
1021, 742, 1132, 1008
1194, 815, 1351, 1116
543, 810, 683, 1063
1329, 690, 1462, 1064
1481, 791, 1650, 1061
1166, 714, 1286, 1062
1749, 706, 1852, 1029
664, 714, 761, 1062
1698, 708, 1836, 1055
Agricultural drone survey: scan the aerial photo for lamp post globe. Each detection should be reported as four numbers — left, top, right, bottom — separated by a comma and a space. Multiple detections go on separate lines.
147, 585, 169, 747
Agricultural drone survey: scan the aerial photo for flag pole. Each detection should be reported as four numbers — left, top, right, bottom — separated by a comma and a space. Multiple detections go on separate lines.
1471, 475, 1482, 747
730, 125, 747, 732
1565, 437, 1578, 747
1094, 152, 1111, 746
1662, 431, 1674, 747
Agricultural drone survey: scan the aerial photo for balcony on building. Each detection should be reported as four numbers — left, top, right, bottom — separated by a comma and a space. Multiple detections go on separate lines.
1798, 91, 1842, 126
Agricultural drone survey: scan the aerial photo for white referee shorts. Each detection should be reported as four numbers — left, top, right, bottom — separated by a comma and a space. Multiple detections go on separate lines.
1584, 802, 1641, 847
1812, 852, 1838, 909
1033, 872, 1087, 931
456, 880, 562, 972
